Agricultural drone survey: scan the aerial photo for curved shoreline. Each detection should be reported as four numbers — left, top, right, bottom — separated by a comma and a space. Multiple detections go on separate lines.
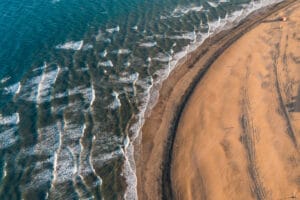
135, 0, 297, 199
162, 1, 298, 199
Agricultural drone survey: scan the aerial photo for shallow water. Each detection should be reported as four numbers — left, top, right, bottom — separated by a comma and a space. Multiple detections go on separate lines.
0, 0, 283, 199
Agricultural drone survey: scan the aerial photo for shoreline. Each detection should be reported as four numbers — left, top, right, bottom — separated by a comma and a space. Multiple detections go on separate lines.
135, 0, 297, 199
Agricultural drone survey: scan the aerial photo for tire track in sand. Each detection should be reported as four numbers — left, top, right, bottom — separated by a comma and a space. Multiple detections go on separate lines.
273, 40, 298, 147
240, 59, 266, 200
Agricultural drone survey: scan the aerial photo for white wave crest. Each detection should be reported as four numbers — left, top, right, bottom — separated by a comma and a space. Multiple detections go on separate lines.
207, 1, 219, 8
112, 49, 131, 55
90, 84, 96, 108
119, 73, 139, 84
56, 40, 83, 50
0, 113, 19, 125
139, 41, 157, 48
109, 91, 121, 109
106, 26, 120, 33
168, 31, 197, 41
153, 53, 172, 62
1, 77, 10, 84
98, 60, 114, 67
124, 61, 131, 67
15, 83, 21, 95
100, 50, 107, 58
3, 162, 7, 178
171, 5, 203, 18
131, 26, 138, 30
3, 82, 20, 95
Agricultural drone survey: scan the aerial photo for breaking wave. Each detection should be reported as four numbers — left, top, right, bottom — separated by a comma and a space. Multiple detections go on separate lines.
56, 40, 84, 50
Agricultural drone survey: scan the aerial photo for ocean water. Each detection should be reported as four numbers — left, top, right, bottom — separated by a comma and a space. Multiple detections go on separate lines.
0, 0, 283, 199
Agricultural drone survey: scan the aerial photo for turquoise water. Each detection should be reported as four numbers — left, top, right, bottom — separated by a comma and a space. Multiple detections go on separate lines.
0, 0, 282, 199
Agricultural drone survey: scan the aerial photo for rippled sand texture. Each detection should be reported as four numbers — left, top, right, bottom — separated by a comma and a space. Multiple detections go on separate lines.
172, 2, 300, 200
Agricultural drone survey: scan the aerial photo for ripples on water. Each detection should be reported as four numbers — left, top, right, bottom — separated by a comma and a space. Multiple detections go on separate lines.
0, 0, 283, 199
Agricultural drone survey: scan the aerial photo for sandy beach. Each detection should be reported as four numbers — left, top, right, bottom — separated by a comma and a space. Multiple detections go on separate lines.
136, 0, 300, 199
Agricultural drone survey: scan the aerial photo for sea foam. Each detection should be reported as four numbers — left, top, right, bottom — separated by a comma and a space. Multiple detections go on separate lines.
56, 40, 84, 50
168, 31, 197, 41
37, 65, 59, 104
0, 127, 18, 149
139, 42, 157, 48
98, 60, 114, 67
3, 82, 20, 95
171, 5, 203, 18
207, 1, 219, 8
106, 26, 120, 33
1, 77, 10, 84
0, 113, 19, 125
109, 91, 121, 109
112, 49, 131, 55
100, 50, 108, 58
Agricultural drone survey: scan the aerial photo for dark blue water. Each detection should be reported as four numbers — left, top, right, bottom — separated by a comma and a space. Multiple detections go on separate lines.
0, 0, 282, 199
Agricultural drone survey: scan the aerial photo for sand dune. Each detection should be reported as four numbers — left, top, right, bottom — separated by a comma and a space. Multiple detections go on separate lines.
136, 1, 300, 199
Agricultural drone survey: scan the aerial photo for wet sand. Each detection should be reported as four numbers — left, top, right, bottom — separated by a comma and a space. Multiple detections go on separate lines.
136, 0, 300, 199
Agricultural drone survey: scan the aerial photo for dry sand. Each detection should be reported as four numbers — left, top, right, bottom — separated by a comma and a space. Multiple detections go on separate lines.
136, 1, 300, 199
